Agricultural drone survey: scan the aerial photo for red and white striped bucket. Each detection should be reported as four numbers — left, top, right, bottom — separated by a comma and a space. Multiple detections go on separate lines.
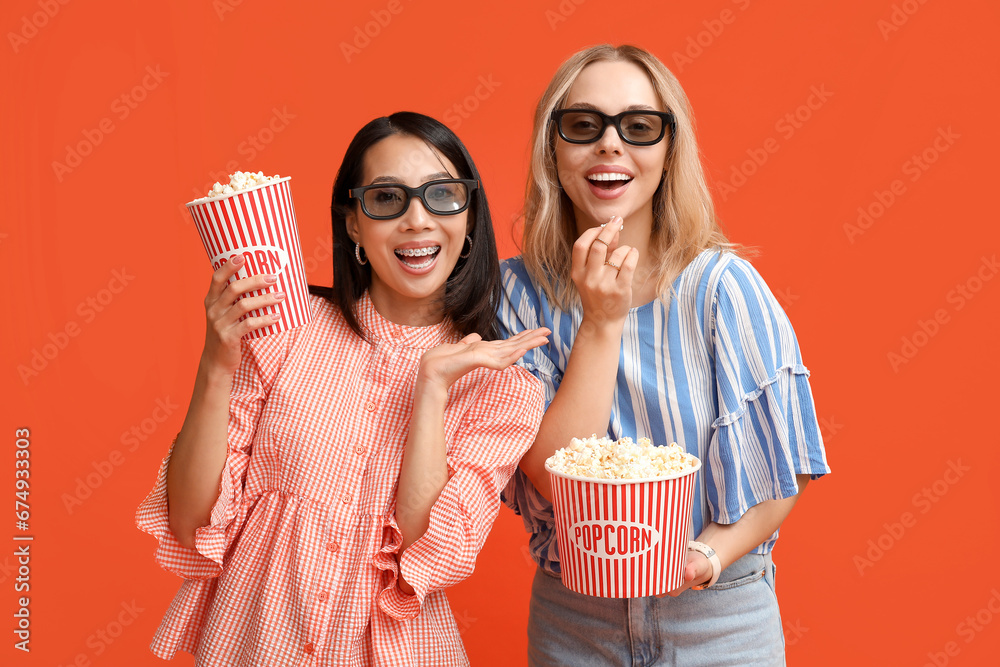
186, 177, 312, 339
547, 461, 700, 598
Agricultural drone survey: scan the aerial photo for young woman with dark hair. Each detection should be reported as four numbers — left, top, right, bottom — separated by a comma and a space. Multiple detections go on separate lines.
138, 111, 548, 666
313, 112, 504, 341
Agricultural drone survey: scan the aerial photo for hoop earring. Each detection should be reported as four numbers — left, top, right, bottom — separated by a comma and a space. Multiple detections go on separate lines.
460, 235, 472, 259
355, 243, 368, 265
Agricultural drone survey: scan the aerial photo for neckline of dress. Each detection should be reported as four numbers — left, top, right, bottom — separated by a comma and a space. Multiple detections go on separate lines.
356, 291, 457, 349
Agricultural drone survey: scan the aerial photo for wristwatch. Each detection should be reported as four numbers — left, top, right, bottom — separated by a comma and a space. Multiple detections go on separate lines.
687, 540, 721, 590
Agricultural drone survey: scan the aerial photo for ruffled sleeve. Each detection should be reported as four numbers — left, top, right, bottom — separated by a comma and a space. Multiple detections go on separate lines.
135, 327, 298, 579
496, 260, 562, 526
705, 257, 831, 525
373, 366, 544, 620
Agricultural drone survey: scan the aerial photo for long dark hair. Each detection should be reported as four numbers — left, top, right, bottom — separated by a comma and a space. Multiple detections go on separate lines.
309, 112, 501, 341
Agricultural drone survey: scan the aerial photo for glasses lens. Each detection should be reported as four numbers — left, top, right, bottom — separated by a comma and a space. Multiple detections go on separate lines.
558, 111, 604, 142
363, 186, 407, 217
422, 181, 468, 213
620, 113, 664, 144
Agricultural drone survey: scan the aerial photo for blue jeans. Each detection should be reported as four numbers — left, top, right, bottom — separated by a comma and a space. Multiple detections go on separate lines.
527, 552, 784, 666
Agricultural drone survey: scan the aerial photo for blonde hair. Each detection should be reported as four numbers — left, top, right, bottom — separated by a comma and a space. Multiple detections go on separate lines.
522, 44, 734, 307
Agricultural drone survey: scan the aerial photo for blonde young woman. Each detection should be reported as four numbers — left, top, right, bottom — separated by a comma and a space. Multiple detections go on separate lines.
499, 45, 831, 665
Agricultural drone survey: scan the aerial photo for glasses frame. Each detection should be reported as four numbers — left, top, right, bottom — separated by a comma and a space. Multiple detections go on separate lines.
549, 109, 676, 146
348, 178, 480, 221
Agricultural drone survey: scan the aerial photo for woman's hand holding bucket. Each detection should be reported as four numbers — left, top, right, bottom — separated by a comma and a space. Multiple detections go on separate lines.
658, 550, 713, 598
201, 254, 286, 377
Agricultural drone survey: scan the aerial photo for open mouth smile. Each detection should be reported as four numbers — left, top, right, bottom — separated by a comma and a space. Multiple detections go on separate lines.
586, 172, 634, 187
394, 245, 441, 271
586, 171, 634, 199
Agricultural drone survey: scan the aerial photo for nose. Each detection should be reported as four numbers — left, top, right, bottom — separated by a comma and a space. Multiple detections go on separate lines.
399, 196, 435, 231
594, 122, 624, 155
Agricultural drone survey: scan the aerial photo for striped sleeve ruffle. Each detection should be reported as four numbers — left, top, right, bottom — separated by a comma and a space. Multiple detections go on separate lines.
496, 261, 560, 528
705, 257, 831, 525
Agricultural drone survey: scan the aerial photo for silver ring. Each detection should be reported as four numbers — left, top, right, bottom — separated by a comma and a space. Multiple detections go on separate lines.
593, 238, 609, 247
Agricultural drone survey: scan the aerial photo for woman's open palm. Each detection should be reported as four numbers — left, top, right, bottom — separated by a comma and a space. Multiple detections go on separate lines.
418, 327, 551, 389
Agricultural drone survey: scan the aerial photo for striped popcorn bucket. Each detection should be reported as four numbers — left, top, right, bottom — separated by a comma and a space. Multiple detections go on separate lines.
546, 460, 701, 598
185, 177, 312, 339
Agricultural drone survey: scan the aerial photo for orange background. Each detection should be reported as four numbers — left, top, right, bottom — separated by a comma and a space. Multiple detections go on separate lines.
4, 0, 999, 665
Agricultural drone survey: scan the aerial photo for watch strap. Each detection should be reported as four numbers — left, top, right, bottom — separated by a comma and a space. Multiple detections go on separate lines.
687, 540, 721, 590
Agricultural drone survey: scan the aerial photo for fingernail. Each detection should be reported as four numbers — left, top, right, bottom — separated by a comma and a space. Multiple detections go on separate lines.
274, 291, 286, 300
271, 313, 281, 320
232, 254, 244, 264
263, 274, 278, 283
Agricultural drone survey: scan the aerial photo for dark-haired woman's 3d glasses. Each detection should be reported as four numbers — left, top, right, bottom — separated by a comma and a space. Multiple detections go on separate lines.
349, 179, 479, 220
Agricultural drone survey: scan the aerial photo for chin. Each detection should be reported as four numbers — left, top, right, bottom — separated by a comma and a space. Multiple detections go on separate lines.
583, 201, 632, 224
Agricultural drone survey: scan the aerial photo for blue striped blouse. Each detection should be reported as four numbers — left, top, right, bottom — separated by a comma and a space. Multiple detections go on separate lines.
497, 249, 831, 575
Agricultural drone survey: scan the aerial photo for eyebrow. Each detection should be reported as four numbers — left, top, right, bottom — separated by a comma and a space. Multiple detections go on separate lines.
368, 171, 454, 185
566, 102, 662, 112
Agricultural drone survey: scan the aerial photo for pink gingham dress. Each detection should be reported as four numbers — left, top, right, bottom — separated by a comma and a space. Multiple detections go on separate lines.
136, 293, 543, 666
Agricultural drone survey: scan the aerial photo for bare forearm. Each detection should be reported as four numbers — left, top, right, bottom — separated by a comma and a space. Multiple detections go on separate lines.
165, 360, 233, 547
697, 475, 811, 571
519, 318, 623, 500
392, 327, 552, 595
395, 380, 450, 594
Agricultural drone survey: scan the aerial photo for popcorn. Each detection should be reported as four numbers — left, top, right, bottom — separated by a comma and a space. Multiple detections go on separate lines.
547, 436, 701, 597
184, 173, 312, 340
200, 171, 282, 200
546, 436, 699, 480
